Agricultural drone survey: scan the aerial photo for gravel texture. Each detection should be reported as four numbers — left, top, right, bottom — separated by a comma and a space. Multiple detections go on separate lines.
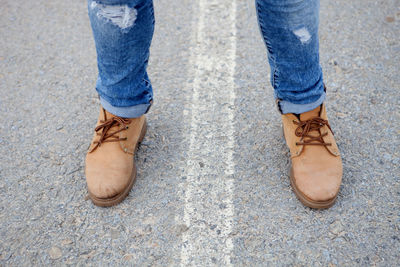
0, 0, 399, 266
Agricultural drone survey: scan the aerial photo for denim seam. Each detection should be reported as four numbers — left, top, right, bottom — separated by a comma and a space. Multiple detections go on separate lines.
256, 2, 279, 90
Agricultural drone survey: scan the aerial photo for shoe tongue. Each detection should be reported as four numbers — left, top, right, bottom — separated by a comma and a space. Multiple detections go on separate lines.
101, 108, 118, 121
300, 105, 321, 121
100, 109, 122, 130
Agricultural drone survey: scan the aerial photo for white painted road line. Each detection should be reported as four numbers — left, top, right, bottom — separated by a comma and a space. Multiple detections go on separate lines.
179, 0, 237, 265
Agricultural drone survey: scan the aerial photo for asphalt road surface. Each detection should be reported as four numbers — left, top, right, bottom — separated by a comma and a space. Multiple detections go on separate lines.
1, 0, 399, 265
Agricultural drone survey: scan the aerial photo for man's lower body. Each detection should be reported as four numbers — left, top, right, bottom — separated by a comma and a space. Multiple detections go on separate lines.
85, 0, 342, 208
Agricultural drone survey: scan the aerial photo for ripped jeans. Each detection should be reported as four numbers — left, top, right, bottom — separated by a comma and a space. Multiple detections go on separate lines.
88, 0, 325, 117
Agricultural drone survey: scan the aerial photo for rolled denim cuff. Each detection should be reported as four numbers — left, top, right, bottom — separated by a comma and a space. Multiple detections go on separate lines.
277, 92, 325, 114
100, 96, 151, 118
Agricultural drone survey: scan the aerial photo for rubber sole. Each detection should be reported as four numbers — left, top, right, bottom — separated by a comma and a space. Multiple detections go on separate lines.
290, 167, 337, 209
88, 119, 147, 207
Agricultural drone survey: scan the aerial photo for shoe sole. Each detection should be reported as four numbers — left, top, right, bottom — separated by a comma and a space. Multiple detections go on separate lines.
88, 119, 147, 207
290, 167, 337, 209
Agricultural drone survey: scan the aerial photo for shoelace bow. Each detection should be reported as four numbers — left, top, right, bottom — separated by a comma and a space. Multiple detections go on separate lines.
293, 117, 332, 146
91, 110, 131, 152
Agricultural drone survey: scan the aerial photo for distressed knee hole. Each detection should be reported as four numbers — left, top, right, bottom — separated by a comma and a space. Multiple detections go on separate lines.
293, 27, 311, 44
90, 1, 137, 30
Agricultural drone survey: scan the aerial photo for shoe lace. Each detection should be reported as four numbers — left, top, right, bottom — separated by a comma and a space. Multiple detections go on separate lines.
293, 117, 332, 146
90, 109, 131, 152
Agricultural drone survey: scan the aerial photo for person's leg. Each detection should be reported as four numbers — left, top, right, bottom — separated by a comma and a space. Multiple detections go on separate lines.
256, 0, 342, 209
85, 0, 154, 206
256, 0, 324, 114
88, 0, 154, 118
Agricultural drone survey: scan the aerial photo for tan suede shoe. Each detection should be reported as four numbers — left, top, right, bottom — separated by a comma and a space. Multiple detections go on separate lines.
282, 104, 342, 209
85, 107, 147, 207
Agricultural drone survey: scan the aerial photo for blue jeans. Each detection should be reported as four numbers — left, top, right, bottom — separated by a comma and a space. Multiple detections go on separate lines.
88, 0, 325, 117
